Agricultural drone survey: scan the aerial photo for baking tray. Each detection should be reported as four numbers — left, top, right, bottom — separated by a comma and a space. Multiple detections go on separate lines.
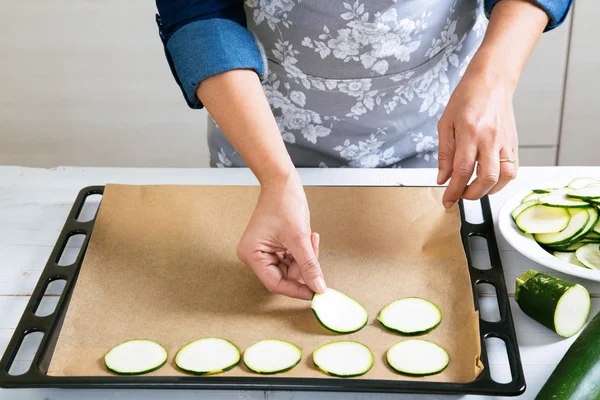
0, 186, 526, 395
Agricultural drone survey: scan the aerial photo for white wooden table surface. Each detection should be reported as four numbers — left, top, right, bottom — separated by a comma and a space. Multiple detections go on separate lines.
0, 166, 598, 400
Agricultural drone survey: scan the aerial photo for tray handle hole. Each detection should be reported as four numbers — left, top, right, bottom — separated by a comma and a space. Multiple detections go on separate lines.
477, 283, 501, 322
462, 199, 484, 224
77, 194, 102, 222
485, 337, 512, 384
7, 331, 44, 376
469, 235, 492, 270
34, 278, 67, 317
57, 234, 86, 266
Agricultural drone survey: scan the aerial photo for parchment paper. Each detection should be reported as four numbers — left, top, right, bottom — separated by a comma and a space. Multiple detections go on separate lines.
48, 185, 483, 382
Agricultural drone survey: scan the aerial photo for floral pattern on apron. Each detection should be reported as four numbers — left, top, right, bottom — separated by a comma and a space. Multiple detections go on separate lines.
209, 0, 488, 168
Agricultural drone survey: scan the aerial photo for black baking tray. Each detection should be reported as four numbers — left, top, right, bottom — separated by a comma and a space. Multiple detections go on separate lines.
0, 186, 526, 395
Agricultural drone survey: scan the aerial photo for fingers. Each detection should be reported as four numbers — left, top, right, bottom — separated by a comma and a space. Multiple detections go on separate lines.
462, 148, 500, 200
489, 149, 518, 195
312, 232, 320, 258
287, 233, 327, 294
437, 118, 456, 185
442, 141, 478, 209
248, 251, 314, 300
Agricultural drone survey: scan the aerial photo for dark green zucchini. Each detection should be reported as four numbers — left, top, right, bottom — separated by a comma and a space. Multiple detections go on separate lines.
515, 271, 590, 338
536, 311, 600, 399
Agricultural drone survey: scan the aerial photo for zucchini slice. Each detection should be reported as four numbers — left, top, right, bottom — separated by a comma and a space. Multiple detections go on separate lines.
532, 188, 556, 194
595, 218, 600, 235
311, 288, 368, 334
545, 241, 586, 253
104, 340, 168, 375
575, 244, 600, 270
522, 192, 544, 203
561, 207, 599, 245
515, 270, 591, 338
539, 194, 590, 208
515, 205, 570, 234
243, 339, 301, 374
534, 208, 589, 245
536, 311, 600, 400
313, 341, 373, 377
567, 177, 599, 189
522, 188, 569, 204
386, 339, 449, 376
175, 338, 240, 375
553, 251, 587, 268
567, 187, 600, 200
511, 200, 538, 221
377, 297, 442, 335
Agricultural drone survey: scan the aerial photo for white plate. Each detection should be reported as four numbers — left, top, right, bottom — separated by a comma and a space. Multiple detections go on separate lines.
498, 190, 600, 282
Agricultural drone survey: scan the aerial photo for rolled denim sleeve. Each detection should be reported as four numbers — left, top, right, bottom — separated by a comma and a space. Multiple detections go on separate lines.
484, 0, 573, 31
156, 1, 267, 109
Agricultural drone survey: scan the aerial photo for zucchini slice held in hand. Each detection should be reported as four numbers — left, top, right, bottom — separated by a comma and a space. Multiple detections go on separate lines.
311, 289, 368, 334
175, 338, 240, 375
515, 270, 591, 338
386, 339, 449, 376
377, 297, 442, 335
104, 339, 168, 375
243, 339, 302, 374
313, 341, 373, 377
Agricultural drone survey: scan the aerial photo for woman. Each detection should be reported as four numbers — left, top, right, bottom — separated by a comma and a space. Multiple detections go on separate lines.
155, 0, 571, 299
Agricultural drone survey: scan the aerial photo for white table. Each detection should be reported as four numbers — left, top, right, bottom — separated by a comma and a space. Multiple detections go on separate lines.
0, 166, 598, 400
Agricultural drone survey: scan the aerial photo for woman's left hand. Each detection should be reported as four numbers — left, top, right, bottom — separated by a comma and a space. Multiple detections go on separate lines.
437, 61, 519, 209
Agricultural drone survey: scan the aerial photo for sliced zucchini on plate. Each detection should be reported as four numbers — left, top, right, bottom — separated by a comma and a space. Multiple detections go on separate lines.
575, 244, 600, 270
560, 207, 599, 245
515, 270, 591, 338
515, 205, 570, 234
175, 338, 240, 375
539, 194, 589, 208
567, 187, 600, 200
243, 339, 301, 374
534, 208, 589, 245
545, 241, 586, 253
386, 339, 449, 376
377, 297, 441, 335
312, 288, 368, 334
313, 341, 373, 377
553, 251, 587, 268
567, 177, 599, 189
104, 339, 168, 375
511, 200, 538, 221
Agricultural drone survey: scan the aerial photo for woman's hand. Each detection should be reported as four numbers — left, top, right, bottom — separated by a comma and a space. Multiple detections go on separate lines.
237, 170, 327, 300
436, 0, 549, 209
436, 62, 519, 209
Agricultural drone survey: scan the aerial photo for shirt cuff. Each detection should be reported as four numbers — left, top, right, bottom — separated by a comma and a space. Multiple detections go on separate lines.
484, 0, 573, 31
166, 18, 267, 109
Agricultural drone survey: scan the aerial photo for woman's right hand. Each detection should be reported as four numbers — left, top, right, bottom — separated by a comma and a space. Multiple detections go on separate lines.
236, 170, 327, 300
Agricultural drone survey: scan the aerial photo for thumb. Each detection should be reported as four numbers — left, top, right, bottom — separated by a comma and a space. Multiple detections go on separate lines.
288, 234, 327, 294
437, 119, 455, 185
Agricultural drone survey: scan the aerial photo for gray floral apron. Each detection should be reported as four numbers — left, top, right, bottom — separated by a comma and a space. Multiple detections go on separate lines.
209, 0, 488, 168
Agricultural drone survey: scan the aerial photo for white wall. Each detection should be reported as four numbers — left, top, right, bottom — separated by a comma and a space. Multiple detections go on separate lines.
0, 0, 596, 168
0, 0, 210, 168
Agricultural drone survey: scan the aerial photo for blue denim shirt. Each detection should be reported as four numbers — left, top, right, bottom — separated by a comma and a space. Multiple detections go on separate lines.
155, 0, 572, 109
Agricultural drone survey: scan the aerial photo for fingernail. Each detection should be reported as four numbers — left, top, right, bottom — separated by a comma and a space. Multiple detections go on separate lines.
315, 233, 320, 249
443, 201, 452, 209
314, 277, 327, 293
437, 170, 442, 184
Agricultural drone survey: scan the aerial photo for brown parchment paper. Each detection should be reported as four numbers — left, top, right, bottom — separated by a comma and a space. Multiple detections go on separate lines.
48, 185, 483, 383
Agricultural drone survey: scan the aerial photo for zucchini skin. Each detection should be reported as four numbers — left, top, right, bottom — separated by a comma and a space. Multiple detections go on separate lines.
536, 312, 600, 400
244, 359, 301, 375
515, 271, 576, 333
106, 359, 167, 376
